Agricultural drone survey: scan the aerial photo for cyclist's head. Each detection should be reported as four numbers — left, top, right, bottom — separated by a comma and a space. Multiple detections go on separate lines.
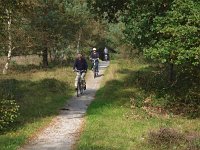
77, 53, 82, 59
92, 48, 97, 52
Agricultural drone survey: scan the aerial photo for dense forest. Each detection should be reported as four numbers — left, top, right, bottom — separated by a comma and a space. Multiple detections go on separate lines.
0, 0, 199, 149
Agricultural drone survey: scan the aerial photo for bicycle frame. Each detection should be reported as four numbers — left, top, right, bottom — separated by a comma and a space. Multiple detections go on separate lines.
75, 70, 85, 97
92, 59, 98, 78
105, 54, 108, 61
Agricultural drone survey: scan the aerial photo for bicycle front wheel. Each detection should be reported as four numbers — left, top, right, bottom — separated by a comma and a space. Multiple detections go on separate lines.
93, 68, 96, 78
80, 81, 83, 94
77, 81, 81, 97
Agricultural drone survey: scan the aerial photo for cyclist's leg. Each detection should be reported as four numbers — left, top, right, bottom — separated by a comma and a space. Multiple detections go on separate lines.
75, 72, 81, 89
81, 72, 86, 89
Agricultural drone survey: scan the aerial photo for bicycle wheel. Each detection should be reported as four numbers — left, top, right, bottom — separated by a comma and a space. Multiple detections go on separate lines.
93, 64, 97, 78
93, 68, 96, 78
96, 69, 98, 76
80, 80, 83, 94
77, 81, 81, 97
76, 86, 79, 97
95, 67, 98, 77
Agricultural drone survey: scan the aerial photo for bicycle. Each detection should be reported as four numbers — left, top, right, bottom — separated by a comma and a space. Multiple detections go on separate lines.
75, 70, 86, 97
92, 58, 99, 78
104, 53, 108, 61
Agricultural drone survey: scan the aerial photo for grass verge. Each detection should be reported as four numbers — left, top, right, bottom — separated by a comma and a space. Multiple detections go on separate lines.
76, 59, 200, 150
0, 67, 74, 150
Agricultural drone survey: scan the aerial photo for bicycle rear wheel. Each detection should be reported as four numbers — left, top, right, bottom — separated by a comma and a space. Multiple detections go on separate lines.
94, 64, 98, 78
76, 87, 79, 97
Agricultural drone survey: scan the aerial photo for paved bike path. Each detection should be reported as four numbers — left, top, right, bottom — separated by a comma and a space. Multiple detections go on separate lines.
20, 61, 109, 150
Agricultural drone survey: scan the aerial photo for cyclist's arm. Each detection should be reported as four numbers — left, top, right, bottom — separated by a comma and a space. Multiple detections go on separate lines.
90, 53, 93, 60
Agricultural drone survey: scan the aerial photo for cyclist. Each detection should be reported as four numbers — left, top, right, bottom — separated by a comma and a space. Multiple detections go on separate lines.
104, 47, 108, 61
73, 53, 88, 90
90, 48, 99, 72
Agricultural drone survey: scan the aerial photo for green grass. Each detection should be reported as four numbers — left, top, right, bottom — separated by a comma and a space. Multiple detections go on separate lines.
0, 67, 74, 150
76, 59, 200, 150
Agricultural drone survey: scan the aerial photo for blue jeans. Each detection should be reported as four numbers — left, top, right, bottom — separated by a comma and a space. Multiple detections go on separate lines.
75, 72, 86, 87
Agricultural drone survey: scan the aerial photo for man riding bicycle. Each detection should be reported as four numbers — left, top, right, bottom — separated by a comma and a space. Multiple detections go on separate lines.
90, 48, 99, 73
73, 53, 88, 90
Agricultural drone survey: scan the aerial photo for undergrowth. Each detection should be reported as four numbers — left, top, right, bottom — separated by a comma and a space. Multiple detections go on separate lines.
77, 59, 200, 150
0, 66, 74, 150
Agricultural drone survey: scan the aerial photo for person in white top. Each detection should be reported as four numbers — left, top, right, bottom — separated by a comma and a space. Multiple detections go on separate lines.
104, 47, 108, 61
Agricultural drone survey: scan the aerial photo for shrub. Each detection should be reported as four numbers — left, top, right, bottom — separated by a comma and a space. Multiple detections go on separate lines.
148, 127, 200, 150
0, 99, 19, 131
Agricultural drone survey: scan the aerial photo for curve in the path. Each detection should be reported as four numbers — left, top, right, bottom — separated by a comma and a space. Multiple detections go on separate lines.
20, 61, 110, 150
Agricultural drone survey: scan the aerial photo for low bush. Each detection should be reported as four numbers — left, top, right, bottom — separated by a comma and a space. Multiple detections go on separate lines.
0, 99, 19, 131
148, 127, 200, 150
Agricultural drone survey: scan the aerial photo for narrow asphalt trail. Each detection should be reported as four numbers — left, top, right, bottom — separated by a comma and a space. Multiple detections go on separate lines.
20, 61, 109, 150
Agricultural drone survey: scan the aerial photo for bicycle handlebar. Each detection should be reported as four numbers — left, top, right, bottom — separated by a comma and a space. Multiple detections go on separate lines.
91, 58, 99, 62
74, 69, 86, 73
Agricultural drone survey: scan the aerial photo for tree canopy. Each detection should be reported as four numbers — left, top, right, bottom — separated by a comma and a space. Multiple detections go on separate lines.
0, 0, 199, 73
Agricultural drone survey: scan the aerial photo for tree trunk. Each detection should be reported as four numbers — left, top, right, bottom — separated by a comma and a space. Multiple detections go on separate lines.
49, 50, 52, 62
3, 9, 12, 74
42, 47, 48, 67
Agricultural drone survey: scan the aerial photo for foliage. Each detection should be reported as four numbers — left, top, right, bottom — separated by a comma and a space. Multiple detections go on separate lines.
105, 21, 126, 50
87, 0, 130, 22
144, 0, 200, 66
77, 60, 200, 150
119, 0, 200, 81
0, 99, 19, 131
0, 0, 38, 55
0, 67, 74, 149
123, 0, 200, 66
148, 127, 200, 150
0, 0, 107, 68
86, 0, 130, 51
124, 0, 173, 51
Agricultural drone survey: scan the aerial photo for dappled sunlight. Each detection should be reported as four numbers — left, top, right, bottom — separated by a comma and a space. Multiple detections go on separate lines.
110, 60, 200, 118
0, 78, 72, 130
77, 60, 200, 150
0, 66, 75, 149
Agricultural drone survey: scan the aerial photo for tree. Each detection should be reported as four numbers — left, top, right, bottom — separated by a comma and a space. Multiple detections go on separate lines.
87, 0, 130, 22
0, 0, 37, 74
121, 0, 199, 81
0, 0, 111, 71
124, 0, 173, 51
144, 0, 200, 80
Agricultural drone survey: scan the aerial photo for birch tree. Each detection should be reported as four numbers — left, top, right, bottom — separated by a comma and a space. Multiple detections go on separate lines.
0, 0, 36, 74
2, 8, 12, 74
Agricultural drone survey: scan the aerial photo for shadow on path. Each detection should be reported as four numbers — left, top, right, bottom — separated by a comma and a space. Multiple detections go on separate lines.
20, 61, 110, 150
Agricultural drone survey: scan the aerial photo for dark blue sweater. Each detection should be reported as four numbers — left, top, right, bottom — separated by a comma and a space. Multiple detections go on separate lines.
73, 58, 88, 71
90, 52, 99, 59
